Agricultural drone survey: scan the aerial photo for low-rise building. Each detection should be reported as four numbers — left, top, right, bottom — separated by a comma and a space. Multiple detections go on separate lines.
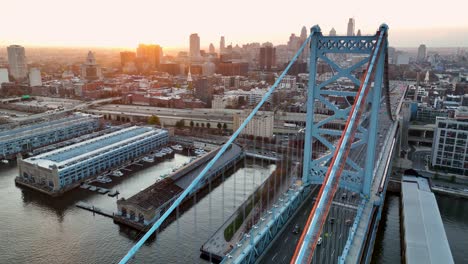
233, 110, 274, 138
0, 113, 101, 160
17, 126, 168, 195
431, 111, 468, 176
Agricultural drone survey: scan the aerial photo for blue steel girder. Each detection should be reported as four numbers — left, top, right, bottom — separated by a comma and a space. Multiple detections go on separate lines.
317, 36, 377, 54
302, 25, 387, 197
295, 24, 388, 264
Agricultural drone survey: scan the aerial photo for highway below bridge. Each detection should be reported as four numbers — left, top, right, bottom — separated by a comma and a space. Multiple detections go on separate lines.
85, 104, 344, 134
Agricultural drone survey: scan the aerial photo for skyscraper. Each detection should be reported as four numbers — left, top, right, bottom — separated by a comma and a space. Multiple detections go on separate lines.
81, 51, 102, 81
7, 45, 27, 81
29, 68, 42, 87
417, 44, 427, 62
300, 26, 307, 41
347, 18, 355, 36
209, 43, 215, 54
259, 44, 276, 71
288, 34, 299, 51
120, 51, 136, 67
220, 36, 226, 54
329, 28, 337, 36
136, 44, 162, 69
356, 29, 362, 36
190, 33, 201, 58
0, 68, 9, 84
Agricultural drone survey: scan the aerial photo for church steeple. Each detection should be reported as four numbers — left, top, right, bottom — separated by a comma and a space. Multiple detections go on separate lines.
187, 66, 193, 91
187, 67, 193, 83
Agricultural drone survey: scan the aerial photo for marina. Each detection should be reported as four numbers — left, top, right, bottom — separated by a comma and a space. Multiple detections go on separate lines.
114, 143, 245, 231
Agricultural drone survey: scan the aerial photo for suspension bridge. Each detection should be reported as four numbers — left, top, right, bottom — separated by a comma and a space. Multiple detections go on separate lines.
117, 24, 407, 264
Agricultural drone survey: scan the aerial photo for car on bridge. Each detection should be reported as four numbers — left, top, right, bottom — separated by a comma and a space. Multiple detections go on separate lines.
293, 224, 301, 234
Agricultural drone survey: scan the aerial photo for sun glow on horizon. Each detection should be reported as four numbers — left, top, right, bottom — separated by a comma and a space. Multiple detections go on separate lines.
2, 0, 468, 48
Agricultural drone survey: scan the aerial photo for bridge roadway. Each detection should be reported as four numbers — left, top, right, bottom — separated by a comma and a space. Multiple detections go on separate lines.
256, 101, 397, 264
235, 82, 407, 264
344, 83, 407, 263
258, 187, 359, 264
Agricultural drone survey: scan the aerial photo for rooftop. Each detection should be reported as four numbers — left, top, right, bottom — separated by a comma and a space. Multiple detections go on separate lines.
25, 126, 166, 169
127, 178, 183, 211
401, 176, 454, 264
0, 113, 98, 141
120, 144, 243, 212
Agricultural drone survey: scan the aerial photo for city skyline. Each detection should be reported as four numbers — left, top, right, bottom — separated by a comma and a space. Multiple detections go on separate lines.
1, 0, 468, 48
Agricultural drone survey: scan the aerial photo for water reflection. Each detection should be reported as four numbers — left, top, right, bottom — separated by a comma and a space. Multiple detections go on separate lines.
0, 154, 275, 263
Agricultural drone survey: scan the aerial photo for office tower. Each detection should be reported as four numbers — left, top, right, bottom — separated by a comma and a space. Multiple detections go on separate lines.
120, 51, 136, 67
347, 18, 355, 36
357, 29, 362, 36
81, 51, 102, 81
220, 36, 225, 54
0, 68, 8, 84
258, 45, 276, 71
136, 44, 162, 68
209, 43, 215, 53
329, 28, 337, 36
417, 44, 427, 62
300, 26, 307, 41
195, 77, 213, 106
7, 45, 28, 81
29, 68, 42, 87
288, 34, 299, 51
190, 33, 201, 58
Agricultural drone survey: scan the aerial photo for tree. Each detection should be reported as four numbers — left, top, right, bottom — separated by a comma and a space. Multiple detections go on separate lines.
207, 123, 211, 129
217, 122, 222, 130
190, 120, 194, 128
238, 96, 246, 107
223, 123, 228, 130
450, 175, 456, 183
147, 115, 161, 125
175, 119, 185, 129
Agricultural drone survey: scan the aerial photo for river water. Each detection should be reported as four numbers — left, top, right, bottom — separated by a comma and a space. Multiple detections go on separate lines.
0, 155, 275, 263
2, 155, 466, 264
372, 193, 468, 264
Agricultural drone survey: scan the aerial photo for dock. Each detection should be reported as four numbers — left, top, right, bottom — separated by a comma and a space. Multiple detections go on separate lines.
76, 202, 114, 218
245, 151, 280, 162
108, 190, 120, 197
114, 143, 244, 231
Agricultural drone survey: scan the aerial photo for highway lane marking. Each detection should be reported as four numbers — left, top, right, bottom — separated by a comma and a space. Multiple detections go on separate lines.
272, 253, 278, 261
282, 256, 287, 262
284, 237, 289, 243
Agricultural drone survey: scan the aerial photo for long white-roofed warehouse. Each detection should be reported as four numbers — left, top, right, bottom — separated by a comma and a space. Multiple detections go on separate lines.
0, 113, 102, 160
16, 126, 168, 196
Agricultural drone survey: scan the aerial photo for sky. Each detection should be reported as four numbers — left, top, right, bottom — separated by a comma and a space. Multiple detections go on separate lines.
1, 0, 468, 49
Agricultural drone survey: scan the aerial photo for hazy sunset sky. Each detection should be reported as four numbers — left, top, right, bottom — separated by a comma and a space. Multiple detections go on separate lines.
2, 0, 468, 49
